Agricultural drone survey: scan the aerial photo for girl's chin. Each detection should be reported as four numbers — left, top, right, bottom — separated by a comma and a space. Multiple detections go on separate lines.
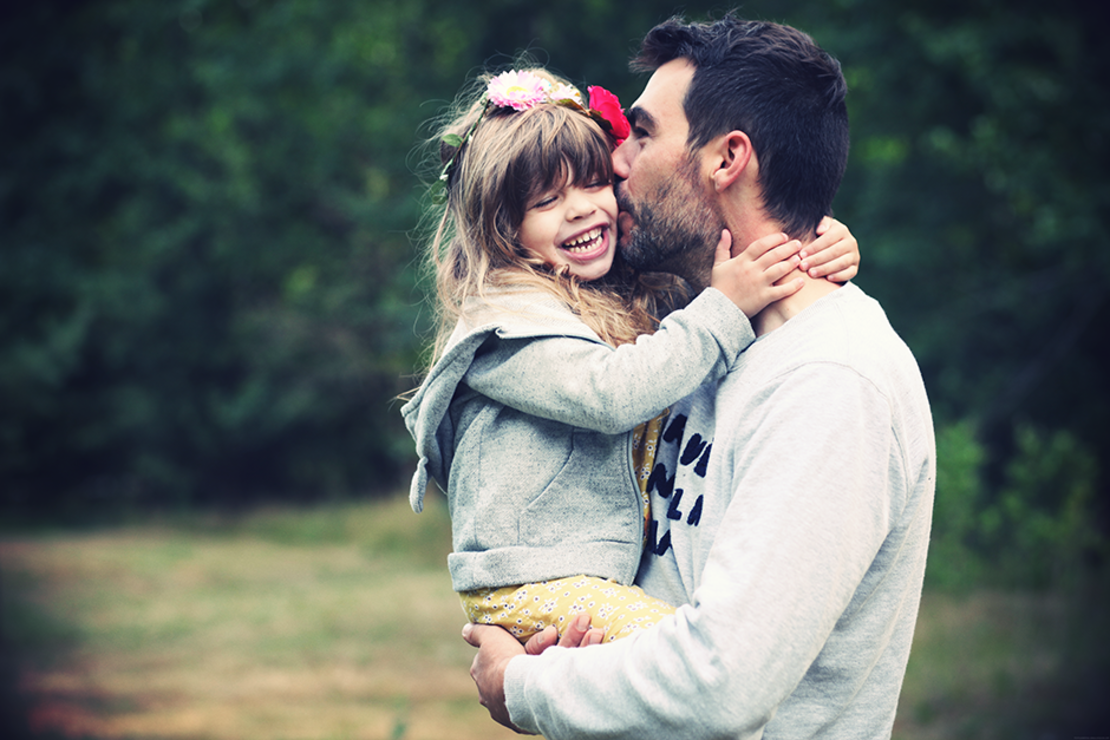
566, 257, 615, 281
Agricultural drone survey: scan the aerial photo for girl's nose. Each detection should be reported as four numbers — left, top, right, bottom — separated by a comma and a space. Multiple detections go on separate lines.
565, 190, 597, 219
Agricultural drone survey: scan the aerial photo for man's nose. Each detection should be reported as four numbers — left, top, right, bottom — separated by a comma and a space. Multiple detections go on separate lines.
612, 140, 631, 181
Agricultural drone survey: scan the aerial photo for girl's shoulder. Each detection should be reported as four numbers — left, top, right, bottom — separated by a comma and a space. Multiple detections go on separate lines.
457, 287, 598, 342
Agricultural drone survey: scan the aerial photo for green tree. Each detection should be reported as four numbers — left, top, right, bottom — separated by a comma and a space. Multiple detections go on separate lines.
3, 0, 1108, 530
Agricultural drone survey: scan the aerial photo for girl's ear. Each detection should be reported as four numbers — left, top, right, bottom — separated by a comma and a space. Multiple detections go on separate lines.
709, 130, 754, 193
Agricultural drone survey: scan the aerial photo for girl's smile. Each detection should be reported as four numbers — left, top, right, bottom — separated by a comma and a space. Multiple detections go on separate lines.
518, 175, 618, 282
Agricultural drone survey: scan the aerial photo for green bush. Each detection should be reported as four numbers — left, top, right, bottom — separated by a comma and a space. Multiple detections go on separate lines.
927, 420, 988, 590
3, 0, 1108, 523
927, 420, 1105, 591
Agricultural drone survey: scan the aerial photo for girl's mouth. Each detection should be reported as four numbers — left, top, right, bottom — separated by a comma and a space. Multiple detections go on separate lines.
561, 226, 606, 257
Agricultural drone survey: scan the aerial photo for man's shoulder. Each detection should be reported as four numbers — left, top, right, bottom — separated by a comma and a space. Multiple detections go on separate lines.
768, 283, 912, 366
724, 283, 926, 411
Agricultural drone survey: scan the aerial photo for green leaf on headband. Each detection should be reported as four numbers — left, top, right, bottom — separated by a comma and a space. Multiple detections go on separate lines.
442, 133, 464, 148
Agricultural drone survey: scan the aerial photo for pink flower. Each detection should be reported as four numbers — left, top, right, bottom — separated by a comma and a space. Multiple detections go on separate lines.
487, 71, 549, 111
587, 86, 631, 145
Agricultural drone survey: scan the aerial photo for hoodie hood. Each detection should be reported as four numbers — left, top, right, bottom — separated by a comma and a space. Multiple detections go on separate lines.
401, 288, 604, 513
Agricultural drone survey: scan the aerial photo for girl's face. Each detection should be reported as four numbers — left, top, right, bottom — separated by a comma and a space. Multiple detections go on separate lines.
517, 172, 619, 282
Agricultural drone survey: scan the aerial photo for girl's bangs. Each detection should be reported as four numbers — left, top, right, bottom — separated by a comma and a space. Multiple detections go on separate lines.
523, 111, 614, 198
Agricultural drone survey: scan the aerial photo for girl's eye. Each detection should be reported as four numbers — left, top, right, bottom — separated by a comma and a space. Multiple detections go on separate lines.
531, 195, 557, 209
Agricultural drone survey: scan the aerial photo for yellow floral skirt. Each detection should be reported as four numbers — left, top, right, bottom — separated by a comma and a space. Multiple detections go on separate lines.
459, 575, 674, 643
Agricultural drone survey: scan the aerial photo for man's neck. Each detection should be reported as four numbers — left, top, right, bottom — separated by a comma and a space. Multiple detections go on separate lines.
728, 219, 841, 336
713, 197, 840, 335
752, 269, 840, 336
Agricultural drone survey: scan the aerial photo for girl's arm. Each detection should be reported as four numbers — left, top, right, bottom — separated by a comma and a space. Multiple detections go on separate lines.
465, 232, 802, 434
465, 287, 748, 434
798, 216, 859, 282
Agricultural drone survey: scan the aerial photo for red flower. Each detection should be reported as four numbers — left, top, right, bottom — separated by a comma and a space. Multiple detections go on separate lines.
587, 86, 631, 146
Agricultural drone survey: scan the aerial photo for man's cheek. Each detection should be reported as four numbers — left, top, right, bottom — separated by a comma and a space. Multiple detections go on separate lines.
617, 212, 635, 244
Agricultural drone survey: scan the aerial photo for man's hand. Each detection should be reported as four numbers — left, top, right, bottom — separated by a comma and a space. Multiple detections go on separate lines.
462, 616, 605, 733
461, 623, 530, 733
523, 613, 605, 655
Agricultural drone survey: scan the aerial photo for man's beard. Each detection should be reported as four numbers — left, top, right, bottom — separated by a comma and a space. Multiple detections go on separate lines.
615, 161, 724, 286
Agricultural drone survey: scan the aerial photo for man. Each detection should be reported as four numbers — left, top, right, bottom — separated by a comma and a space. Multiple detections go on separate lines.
464, 14, 936, 739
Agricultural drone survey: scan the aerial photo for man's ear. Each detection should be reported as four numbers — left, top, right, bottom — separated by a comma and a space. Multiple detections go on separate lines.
709, 131, 754, 193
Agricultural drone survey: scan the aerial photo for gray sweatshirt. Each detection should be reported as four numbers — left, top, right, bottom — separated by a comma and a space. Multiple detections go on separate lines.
505, 283, 936, 740
402, 286, 754, 592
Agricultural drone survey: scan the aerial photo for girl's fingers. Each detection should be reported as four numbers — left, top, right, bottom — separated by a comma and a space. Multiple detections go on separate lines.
765, 255, 803, 282
768, 277, 805, 300
825, 263, 859, 282
754, 240, 803, 268
713, 229, 734, 266
805, 253, 857, 279
738, 232, 790, 260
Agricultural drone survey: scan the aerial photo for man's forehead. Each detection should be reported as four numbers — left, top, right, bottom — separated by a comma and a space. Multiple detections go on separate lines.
630, 58, 694, 132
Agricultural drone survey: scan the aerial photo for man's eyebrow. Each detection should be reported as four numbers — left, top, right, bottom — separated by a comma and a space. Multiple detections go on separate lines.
627, 106, 656, 131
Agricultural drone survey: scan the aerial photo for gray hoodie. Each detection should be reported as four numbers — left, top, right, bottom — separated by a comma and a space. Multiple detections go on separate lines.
402, 286, 753, 592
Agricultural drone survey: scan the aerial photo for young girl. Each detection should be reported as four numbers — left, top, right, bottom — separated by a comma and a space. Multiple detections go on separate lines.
403, 69, 858, 643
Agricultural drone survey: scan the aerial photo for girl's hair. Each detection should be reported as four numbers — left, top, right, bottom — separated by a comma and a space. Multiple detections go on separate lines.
421, 69, 686, 370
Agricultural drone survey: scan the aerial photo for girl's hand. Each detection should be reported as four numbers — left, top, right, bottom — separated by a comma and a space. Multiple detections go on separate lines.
799, 216, 860, 282
710, 230, 804, 318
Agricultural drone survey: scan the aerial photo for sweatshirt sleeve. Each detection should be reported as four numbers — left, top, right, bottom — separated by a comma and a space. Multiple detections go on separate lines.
464, 288, 753, 434
502, 365, 902, 740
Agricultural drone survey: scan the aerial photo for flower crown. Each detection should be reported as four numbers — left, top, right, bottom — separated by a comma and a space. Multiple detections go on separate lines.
438, 70, 632, 185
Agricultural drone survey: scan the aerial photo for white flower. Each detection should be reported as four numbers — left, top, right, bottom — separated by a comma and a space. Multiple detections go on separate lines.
487, 70, 549, 111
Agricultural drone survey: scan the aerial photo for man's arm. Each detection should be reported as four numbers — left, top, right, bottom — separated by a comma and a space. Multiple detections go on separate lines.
482, 365, 901, 739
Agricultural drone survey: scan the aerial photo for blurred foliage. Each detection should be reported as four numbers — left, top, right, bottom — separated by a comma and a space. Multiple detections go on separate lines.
2, 0, 1109, 583
929, 420, 1106, 591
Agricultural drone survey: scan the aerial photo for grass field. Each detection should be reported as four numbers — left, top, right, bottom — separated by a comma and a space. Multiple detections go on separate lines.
2, 496, 1107, 740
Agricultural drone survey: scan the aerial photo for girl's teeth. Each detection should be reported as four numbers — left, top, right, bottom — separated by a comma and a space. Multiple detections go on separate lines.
564, 228, 603, 252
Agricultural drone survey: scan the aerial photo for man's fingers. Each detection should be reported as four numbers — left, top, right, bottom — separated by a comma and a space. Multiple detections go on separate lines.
462, 622, 506, 648
557, 613, 592, 647
525, 625, 558, 655
559, 615, 608, 647
466, 616, 605, 659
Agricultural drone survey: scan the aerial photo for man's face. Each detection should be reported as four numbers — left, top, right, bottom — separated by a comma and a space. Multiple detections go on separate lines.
612, 59, 723, 281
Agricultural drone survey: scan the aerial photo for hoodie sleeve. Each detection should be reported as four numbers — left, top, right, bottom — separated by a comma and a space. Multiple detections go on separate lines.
464, 288, 754, 434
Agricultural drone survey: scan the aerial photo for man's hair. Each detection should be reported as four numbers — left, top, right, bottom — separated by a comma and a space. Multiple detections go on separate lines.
634, 13, 850, 238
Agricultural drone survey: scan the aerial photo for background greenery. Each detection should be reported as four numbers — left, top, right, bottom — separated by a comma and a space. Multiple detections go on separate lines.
3, 0, 1109, 606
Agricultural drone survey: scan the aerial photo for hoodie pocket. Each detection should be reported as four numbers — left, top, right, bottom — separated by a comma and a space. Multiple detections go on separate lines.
519, 428, 638, 548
